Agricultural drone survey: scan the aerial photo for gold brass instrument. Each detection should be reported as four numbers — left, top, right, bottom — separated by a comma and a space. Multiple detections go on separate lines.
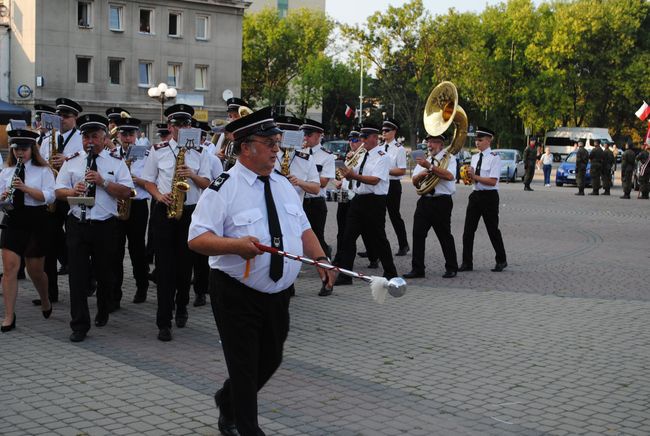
0, 158, 25, 212
335, 145, 367, 181
280, 148, 292, 176
109, 111, 132, 142
238, 106, 253, 118
417, 81, 468, 195
459, 163, 473, 185
47, 130, 59, 212
117, 146, 138, 221
167, 146, 191, 220
220, 106, 252, 170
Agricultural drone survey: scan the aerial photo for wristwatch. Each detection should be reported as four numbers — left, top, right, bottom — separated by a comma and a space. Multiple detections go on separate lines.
102, 179, 110, 189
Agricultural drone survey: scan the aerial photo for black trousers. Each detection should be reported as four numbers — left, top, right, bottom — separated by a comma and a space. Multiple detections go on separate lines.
412, 195, 458, 273
334, 199, 379, 265
114, 199, 149, 303
44, 211, 59, 300
386, 180, 409, 249
145, 199, 157, 263
192, 251, 209, 296
303, 197, 329, 256
210, 269, 291, 436
152, 202, 194, 329
67, 216, 118, 334
336, 194, 398, 278
462, 190, 507, 265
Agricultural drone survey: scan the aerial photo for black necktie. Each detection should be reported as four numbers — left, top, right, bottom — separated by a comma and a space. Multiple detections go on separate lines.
38, 133, 44, 146
385, 143, 388, 152
309, 148, 313, 155
356, 152, 369, 187
57, 134, 65, 153
13, 162, 25, 209
258, 175, 283, 282
475, 152, 483, 176
87, 154, 97, 198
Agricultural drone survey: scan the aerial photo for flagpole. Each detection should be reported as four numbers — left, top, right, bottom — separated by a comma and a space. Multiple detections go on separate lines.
359, 57, 364, 124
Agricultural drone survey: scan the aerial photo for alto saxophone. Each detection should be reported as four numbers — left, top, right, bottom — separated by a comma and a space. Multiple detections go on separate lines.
47, 129, 59, 213
280, 148, 292, 176
167, 145, 190, 220
117, 148, 138, 221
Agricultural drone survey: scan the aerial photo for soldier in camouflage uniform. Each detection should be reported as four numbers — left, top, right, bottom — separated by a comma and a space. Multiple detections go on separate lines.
637, 144, 650, 200
575, 140, 589, 196
522, 138, 537, 191
601, 142, 615, 195
620, 143, 636, 199
589, 139, 604, 195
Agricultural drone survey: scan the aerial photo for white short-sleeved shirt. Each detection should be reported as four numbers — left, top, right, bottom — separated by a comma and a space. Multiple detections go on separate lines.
114, 147, 152, 201
471, 147, 501, 191
0, 160, 56, 206
200, 142, 225, 181
412, 149, 456, 197
189, 161, 311, 294
55, 149, 135, 220
384, 139, 407, 181
274, 150, 320, 200
141, 138, 212, 205
40, 127, 84, 160
302, 144, 335, 198
352, 146, 390, 195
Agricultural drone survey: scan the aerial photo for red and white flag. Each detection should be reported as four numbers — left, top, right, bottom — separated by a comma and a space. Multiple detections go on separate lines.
345, 104, 354, 119
645, 121, 650, 145
635, 101, 650, 121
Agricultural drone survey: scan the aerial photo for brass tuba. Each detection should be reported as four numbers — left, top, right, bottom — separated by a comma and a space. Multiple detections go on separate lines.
167, 145, 191, 220
416, 81, 468, 195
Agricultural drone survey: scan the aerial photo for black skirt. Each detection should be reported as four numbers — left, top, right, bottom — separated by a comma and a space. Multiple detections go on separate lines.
0, 206, 49, 257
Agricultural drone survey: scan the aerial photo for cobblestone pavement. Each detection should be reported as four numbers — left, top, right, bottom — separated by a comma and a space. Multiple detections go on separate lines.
1, 174, 649, 435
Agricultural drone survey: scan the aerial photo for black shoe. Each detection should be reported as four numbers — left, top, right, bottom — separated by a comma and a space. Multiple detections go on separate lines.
603, 191, 610, 196
108, 301, 120, 314
32, 296, 59, 306
157, 328, 172, 342
458, 263, 473, 272
132, 290, 147, 304
318, 283, 333, 296
395, 246, 410, 256
70, 331, 86, 342
575, 192, 584, 196
42, 305, 53, 319
1, 314, 16, 333
588, 192, 599, 196
94, 313, 108, 327
442, 271, 457, 278
214, 390, 239, 436
57, 265, 68, 275
524, 186, 534, 191
491, 261, 508, 272
367, 260, 379, 269
402, 270, 425, 279
175, 307, 188, 328
357, 251, 368, 258
193, 294, 207, 307
620, 195, 630, 199
334, 275, 352, 286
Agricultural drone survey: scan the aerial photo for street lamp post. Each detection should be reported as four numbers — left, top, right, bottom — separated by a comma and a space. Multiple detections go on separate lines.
147, 82, 177, 122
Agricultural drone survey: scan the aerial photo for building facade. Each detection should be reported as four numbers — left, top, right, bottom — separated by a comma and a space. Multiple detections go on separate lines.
247, 0, 324, 17
4, 0, 248, 137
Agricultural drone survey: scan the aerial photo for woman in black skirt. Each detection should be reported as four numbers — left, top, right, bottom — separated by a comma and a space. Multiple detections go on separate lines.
1, 129, 56, 332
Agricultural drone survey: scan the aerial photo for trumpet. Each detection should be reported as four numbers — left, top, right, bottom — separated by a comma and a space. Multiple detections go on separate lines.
335, 145, 367, 181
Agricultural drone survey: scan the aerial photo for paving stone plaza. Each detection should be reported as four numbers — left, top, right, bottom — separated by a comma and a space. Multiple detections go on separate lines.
1, 175, 649, 435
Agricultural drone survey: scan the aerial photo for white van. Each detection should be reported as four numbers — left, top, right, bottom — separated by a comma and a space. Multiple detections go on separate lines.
543, 127, 613, 161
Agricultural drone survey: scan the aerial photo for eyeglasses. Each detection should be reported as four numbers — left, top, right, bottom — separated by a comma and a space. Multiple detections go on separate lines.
381, 129, 393, 133
247, 139, 281, 148
171, 120, 191, 127
349, 138, 360, 143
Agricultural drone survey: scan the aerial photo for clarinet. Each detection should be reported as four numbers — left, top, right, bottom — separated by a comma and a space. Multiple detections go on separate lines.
79, 152, 94, 224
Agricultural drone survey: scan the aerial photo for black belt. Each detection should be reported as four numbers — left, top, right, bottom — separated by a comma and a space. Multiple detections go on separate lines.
423, 194, 451, 199
303, 197, 325, 203
70, 216, 117, 225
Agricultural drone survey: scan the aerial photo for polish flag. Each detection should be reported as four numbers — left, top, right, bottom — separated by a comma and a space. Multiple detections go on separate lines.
345, 105, 354, 119
635, 101, 650, 121
645, 121, 650, 145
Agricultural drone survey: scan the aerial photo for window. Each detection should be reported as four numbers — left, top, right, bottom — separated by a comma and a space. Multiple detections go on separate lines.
277, 0, 288, 18
167, 63, 181, 88
77, 57, 91, 83
195, 65, 208, 90
139, 61, 152, 86
196, 15, 209, 40
109, 4, 123, 31
78, 1, 92, 28
168, 11, 182, 37
140, 9, 153, 34
109, 58, 122, 85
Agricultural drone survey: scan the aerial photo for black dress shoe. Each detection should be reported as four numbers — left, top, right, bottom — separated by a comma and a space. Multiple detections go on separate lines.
218, 415, 240, 436
57, 265, 69, 275
193, 293, 207, 307
367, 260, 379, 269
458, 263, 473, 272
32, 296, 59, 306
491, 261, 508, 272
42, 306, 53, 319
132, 291, 147, 304
442, 271, 457, 278
357, 251, 368, 258
395, 246, 410, 256
318, 283, 333, 296
1, 314, 16, 332
575, 192, 585, 196
524, 186, 534, 191
175, 307, 188, 328
94, 313, 108, 327
588, 192, 599, 196
158, 328, 172, 342
620, 195, 630, 199
334, 275, 352, 286
402, 270, 425, 279
70, 331, 86, 342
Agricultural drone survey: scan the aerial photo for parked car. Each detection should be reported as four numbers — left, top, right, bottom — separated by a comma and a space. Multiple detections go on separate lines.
322, 140, 349, 160
495, 149, 525, 182
556, 152, 591, 186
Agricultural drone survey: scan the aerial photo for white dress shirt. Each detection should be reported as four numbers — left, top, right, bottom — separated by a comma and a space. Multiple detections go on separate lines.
141, 138, 212, 205
55, 149, 135, 220
40, 127, 83, 160
274, 149, 320, 200
384, 139, 407, 181
302, 144, 335, 198
471, 147, 501, 191
412, 150, 457, 197
201, 142, 225, 181
0, 160, 56, 206
189, 161, 311, 294
352, 146, 390, 195
115, 147, 152, 201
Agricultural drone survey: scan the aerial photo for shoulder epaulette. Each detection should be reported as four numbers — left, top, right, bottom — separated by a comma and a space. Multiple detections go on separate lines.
491, 152, 498, 156
194, 146, 203, 153
295, 151, 310, 160
110, 152, 123, 160
65, 152, 81, 161
321, 148, 333, 154
153, 142, 169, 151
378, 151, 385, 156
209, 173, 230, 192
144, 150, 150, 157
274, 169, 283, 176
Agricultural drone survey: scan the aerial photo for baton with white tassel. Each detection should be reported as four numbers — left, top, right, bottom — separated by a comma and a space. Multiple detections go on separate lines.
252, 242, 407, 304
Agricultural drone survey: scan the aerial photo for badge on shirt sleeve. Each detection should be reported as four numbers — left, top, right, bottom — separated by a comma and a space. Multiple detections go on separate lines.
209, 173, 230, 192
65, 152, 81, 161
153, 142, 168, 151
378, 151, 386, 156
295, 151, 309, 160
491, 152, 498, 156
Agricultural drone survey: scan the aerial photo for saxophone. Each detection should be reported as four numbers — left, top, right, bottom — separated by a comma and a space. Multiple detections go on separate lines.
167, 145, 190, 220
47, 130, 59, 213
117, 150, 137, 221
280, 148, 292, 176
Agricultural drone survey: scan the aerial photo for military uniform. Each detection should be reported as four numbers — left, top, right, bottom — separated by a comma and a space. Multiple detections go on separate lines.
522, 143, 537, 190
620, 147, 636, 198
589, 144, 603, 195
382, 118, 409, 254
601, 146, 615, 195
575, 144, 589, 195
637, 148, 650, 199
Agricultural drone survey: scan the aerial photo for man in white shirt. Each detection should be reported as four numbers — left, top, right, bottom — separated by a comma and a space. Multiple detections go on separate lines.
381, 118, 409, 255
